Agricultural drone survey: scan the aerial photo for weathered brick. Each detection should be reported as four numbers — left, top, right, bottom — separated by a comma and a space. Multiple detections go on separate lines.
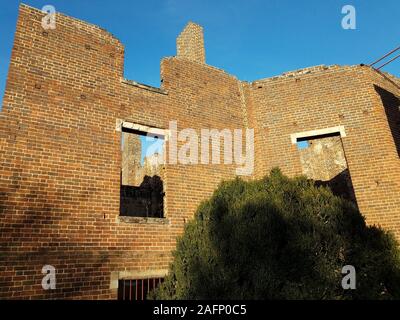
0, 4, 399, 300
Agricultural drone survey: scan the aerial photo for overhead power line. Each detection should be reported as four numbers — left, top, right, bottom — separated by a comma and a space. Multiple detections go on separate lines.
375, 53, 400, 70
369, 46, 400, 70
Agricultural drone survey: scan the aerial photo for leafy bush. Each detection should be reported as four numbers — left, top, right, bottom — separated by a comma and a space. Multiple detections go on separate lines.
151, 168, 400, 300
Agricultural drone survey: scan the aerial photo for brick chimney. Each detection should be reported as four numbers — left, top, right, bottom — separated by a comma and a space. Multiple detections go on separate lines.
176, 22, 205, 64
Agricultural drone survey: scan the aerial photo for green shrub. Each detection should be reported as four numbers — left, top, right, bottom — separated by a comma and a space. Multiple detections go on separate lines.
151, 168, 400, 300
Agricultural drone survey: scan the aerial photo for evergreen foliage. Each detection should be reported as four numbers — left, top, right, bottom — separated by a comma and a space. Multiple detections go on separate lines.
151, 169, 400, 300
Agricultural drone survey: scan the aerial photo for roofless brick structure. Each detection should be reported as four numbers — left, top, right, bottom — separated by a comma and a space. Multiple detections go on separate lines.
0, 4, 399, 299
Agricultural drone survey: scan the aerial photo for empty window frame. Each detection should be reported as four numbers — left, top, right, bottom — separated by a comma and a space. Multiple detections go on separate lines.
120, 125, 165, 218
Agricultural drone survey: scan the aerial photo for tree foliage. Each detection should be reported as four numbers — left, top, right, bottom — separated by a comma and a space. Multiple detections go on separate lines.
152, 169, 400, 300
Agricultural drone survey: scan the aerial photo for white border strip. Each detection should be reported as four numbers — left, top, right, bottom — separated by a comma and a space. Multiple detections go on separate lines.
290, 125, 346, 144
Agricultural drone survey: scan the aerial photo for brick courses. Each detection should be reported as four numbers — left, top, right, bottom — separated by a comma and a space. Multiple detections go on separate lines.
0, 4, 399, 299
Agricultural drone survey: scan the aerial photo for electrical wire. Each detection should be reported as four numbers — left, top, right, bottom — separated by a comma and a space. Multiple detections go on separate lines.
369, 46, 400, 69
376, 53, 400, 70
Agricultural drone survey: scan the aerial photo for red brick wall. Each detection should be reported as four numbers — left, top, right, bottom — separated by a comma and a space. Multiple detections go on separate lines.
247, 65, 400, 239
0, 5, 245, 299
1, 4, 400, 299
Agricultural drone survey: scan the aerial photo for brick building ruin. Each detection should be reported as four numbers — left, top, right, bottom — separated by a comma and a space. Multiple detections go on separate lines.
0, 4, 399, 299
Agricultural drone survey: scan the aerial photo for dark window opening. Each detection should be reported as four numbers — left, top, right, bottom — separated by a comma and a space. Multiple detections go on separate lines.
118, 278, 164, 300
120, 127, 165, 218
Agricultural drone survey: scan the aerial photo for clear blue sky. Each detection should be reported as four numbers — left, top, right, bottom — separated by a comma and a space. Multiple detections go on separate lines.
1, 0, 400, 107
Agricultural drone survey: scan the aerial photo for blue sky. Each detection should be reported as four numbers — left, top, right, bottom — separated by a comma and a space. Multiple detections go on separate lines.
140, 135, 164, 164
1, 0, 399, 107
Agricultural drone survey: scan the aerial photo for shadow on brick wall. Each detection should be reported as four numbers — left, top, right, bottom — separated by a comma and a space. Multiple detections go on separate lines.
0, 178, 114, 299
315, 169, 358, 206
375, 85, 400, 157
